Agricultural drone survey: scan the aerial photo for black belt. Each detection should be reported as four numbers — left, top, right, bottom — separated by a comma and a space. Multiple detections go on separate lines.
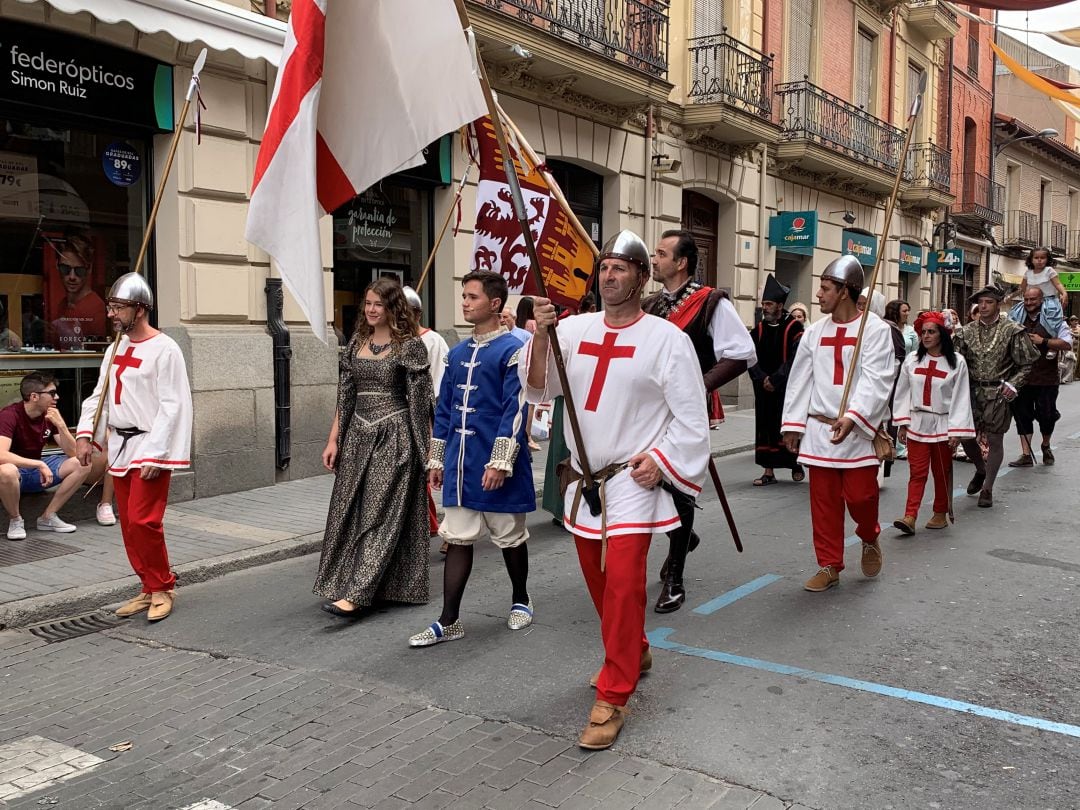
111, 426, 148, 459
974, 380, 1002, 387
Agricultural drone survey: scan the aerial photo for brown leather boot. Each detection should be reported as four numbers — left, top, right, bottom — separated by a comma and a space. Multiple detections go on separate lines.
892, 516, 916, 535
925, 513, 949, 530
147, 590, 175, 622
803, 566, 839, 592
590, 647, 652, 687
860, 542, 883, 577
115, 592, 152, 617
578, 701, 626, 750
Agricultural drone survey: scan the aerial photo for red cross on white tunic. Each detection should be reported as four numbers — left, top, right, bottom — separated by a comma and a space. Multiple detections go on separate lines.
820, 327, 857, 385
579, 332, 636, 412
914, 358, 948, 407
112, 345, 143, 405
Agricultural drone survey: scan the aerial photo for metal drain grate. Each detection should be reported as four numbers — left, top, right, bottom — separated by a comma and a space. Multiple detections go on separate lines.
26, 611, 124, 643
0, 537, 81, 568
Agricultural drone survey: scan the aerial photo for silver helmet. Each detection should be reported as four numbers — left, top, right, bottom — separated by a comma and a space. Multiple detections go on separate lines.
599, 229, 651, 272
108, 272, 154, 310
821, 255, 864, 290
402, 286, 423, 311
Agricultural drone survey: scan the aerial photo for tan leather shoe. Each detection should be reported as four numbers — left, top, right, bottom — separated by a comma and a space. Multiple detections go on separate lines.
892, 516, 916, 535
803, 566, 839, 592
578, 701, 626, 750
925, 512, 949, 530
115, 592, 152, 617
861, 542, 883, 577
590, 647, 652, 688
147, 590, 175, 622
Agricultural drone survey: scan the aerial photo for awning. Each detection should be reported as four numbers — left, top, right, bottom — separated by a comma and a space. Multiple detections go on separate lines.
17, 0, 287, 64
1000, 272, 1024, 285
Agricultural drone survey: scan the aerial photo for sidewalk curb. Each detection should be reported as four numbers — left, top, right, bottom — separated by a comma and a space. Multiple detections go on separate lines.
0, 531, 324, 631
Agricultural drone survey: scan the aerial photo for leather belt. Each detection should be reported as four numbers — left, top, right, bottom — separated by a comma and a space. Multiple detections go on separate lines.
810, 414, 837, 426
973, 380, 1002, 387
110, 426, 148, 460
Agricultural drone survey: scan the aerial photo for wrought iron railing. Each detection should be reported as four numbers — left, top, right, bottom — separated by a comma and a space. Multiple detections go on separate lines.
908, 0, 957, 25
1003, 210, 1039, 248
1067, 230, 1080, 261
776, 80, 906, 172
687, 30, 773, 120
905, 142, 951, 190
1043, 220, 1067, 254
477, 0, 670, 78
951, 172, 1004, 224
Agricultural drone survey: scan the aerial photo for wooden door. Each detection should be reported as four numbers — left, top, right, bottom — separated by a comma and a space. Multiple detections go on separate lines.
682, 191, 719, 288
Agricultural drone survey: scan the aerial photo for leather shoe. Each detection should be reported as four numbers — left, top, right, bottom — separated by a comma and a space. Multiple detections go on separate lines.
966, 472, 985, 495
978, 489, 993, 508
925, 512, 949, 530
803, 566, 839, 592
115, 592, 152, 617
147, 590, 175, 622
1008, 454, 1034, 468
590, 647, 652, 688
578, 701, 626, 750
322, 601, 364, 619
892, 516, 916, 535
1042, 445, 1055, 465
860, 542, 883, 578
659, 531, 699, 581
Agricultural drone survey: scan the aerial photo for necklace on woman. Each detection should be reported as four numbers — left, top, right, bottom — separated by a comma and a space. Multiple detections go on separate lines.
368, 338, 391, 355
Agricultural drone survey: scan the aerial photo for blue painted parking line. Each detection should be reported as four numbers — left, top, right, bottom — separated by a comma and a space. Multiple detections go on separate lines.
692, 574, 782, 615
647, 627, 1080, 739
845, 535, 860, 547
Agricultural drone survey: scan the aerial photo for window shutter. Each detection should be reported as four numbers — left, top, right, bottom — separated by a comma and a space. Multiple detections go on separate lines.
855, 28, 874, 110
788, 0, 813, 81
694, 0, 725, 37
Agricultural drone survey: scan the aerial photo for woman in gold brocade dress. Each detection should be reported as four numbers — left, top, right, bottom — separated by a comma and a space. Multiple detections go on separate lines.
314, 278, 433, 618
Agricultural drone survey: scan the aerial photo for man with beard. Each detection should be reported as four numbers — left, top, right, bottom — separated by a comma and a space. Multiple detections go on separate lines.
748, 274, 804, 486
523, 230, 709, 750
953, 285, 1039, 507
76, 273, 193, 622
643, 229, 756, 613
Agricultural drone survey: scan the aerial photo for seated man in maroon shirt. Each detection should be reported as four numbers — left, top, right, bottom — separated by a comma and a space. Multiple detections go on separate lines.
0, 372, 92, 540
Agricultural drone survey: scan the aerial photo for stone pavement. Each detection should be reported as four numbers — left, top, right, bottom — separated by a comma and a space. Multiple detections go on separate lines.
0, 629, 800, 810
0, 411, 755, 629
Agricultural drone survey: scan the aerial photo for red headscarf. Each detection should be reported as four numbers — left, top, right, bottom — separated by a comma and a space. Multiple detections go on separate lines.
914, 310, 947, 336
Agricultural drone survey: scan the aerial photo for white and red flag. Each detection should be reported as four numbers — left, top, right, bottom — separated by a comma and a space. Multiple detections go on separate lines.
246, 0, 486, 338
469, 113, 599, 311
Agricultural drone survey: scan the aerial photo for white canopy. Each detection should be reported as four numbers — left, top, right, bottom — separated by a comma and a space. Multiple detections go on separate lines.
17, 0, 287, 64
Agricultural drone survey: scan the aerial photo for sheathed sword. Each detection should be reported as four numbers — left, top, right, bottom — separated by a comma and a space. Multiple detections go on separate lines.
708, 457, 743, 552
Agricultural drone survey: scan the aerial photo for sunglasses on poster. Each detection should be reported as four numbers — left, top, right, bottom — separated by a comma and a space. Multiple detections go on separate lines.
58, 263, 90, 278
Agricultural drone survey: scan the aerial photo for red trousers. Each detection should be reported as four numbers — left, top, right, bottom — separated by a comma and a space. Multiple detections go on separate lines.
575, 533, 651, 707
427, 486, 439, 535
807, 465, 879, 571
114, 470, 175, 593
904, 440, 951, 519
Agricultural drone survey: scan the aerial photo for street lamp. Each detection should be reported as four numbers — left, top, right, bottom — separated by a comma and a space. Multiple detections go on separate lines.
994, 127, 1058, 157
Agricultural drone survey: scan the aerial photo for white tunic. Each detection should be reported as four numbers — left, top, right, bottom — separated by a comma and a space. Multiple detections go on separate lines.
892, 353, 976, 442
781, 312, 896, 469
521, 312, 710, 538
419, 328, 449, 398
77, 333, 193, 475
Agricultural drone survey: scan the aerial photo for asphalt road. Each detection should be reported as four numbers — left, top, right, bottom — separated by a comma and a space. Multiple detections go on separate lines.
112, 385, 1080, 810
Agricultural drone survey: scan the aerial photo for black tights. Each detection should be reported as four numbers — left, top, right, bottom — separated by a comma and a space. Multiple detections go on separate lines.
438, 543, 530, 626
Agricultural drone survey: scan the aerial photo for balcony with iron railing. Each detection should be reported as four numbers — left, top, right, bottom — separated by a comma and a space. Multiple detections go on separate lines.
901, 142, 954, 207
1043, 220, 1067, 254
906, 0, 960, 40
951, 173, 1004, 226
1002, 210, 1039, 249
687, 31, 773, 119
775, 80, 906, 192
472, 0, 670, 79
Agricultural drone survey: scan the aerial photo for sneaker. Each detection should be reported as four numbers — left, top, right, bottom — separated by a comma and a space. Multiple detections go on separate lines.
6, 517, 26, 541
804, 566, 839, 592
36, 513, 76, 533
96, 503, 117, 526
507, 601, 534, 631
408, 620, 464, 648
861, 542, 883, 577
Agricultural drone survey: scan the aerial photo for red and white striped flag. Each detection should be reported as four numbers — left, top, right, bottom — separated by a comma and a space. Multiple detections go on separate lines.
245, 0, 486, 339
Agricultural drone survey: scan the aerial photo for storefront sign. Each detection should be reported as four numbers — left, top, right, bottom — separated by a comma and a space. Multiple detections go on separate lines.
394, 134, 453, 186
0, 150, 38, 219
102, 142, 141, 186
898, 242, 923, 274
1057, 271, 1080, 291
768, 211, 816, 256
1, 20, 174, 131
927, 248, 965, 275
842, 229, 877, 267
347, 189, 396, 254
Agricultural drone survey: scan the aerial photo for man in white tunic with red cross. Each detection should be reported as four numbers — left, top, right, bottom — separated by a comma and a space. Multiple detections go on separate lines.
76, 273, 193, 622
781, 255, 896, 592
522, 230, 709, 750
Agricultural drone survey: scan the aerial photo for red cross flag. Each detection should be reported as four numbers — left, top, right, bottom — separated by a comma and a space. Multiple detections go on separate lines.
246, 0, 486, 340
469, 113, 599, 311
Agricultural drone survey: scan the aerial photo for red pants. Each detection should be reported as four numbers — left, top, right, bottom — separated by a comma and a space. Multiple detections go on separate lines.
114, 470, 175, 593
575, 533, 651, 707
904, 440, 950, 519
427, 486, 439, 535
807, 465, 879, 571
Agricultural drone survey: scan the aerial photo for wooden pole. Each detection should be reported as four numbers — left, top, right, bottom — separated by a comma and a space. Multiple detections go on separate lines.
452, 0, 596, 490
415, 162, 472, 292
836, 78, 925, 419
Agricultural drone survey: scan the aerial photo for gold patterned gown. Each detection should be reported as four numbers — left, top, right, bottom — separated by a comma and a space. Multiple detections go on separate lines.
313, 336, 433, 606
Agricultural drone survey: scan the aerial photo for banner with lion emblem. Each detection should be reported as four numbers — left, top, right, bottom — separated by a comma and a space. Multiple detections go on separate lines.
468, 113, 597, 311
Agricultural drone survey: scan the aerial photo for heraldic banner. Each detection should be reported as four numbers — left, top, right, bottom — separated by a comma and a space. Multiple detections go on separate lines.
469, 113, 598, 311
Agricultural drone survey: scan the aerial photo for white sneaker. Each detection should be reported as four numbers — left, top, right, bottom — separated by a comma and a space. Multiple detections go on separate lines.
37, 513, 76, 533
96, 503, 117, 526
7, 517, 26, 541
